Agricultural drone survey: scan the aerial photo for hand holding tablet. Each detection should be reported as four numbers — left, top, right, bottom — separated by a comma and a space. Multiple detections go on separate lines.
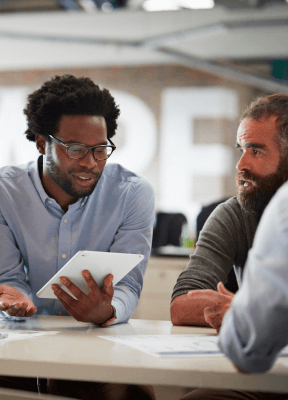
37, 251, 144, 299
36, 251, 144, 325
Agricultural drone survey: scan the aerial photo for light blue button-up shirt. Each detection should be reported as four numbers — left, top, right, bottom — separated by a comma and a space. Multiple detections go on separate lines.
0, 157, 155, 324
219, 180, 288, 372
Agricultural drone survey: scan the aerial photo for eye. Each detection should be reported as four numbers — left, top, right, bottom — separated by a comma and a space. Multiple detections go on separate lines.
69, 145, 84, 154
68, 145, 87, 157
252, 149, 259, 155
94, 148, 107, 154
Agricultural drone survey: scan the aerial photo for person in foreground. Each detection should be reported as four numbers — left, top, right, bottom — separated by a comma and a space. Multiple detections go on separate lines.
180, 182, 288, 400
0, 75, 155, 399
218, 179, 288, 374
171, 93, 288, 332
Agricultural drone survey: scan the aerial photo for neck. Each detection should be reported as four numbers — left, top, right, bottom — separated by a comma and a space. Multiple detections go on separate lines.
41, 161, 77, 212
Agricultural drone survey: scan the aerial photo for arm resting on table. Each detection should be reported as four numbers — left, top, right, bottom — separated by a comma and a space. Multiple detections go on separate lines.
171, 286, 234, 327
171, 292, 213, 326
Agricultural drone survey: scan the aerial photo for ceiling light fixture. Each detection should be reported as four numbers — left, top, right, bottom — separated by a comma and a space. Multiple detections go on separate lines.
142, 0, 180, 11
180, 0, 215, 9
142, 0, 214, 11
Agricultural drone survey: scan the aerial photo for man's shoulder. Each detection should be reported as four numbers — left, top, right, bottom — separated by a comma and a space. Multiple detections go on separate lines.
211, 196, 242, 217
103, 163, 153, 189
264, 181, 288, 222
208, 196, 258, 241
0, 162, 32, 182
206, 196, 254, 230
273, 180, 288, 203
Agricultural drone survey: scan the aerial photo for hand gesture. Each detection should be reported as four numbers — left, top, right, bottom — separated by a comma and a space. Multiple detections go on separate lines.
0, 285, 37, 317
52, 270, 114, 325
203, 282, 234, 333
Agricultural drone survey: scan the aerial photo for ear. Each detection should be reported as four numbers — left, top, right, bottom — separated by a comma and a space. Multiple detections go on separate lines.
36, 134, 46, 155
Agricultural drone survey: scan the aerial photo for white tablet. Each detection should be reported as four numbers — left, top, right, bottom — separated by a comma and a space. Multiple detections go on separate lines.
36, 251, 144, 299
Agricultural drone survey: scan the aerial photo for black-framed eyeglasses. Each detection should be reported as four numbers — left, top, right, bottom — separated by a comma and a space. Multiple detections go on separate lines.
48, 135, 116, 161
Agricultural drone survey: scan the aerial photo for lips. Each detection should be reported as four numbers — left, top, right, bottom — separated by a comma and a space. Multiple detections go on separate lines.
237, 178, 256, 192
74, 173, 98, 187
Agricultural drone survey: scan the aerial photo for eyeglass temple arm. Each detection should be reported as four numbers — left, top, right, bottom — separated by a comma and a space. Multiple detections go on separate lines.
108, 138, 116, 148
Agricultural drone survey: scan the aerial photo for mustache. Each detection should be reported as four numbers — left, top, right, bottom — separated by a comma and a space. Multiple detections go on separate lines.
236, 171, 258, 182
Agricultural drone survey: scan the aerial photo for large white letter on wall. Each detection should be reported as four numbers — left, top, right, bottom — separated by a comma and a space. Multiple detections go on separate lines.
108, 90, 157, 173
0, 88, 157, 173
159, 87, 238, 231
0, 87, 39, 168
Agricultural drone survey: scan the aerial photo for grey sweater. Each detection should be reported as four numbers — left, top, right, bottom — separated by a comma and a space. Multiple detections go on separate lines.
171, 197, 260, 301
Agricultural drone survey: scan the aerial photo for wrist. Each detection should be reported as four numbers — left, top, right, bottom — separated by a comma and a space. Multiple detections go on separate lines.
101, 305, 117, 327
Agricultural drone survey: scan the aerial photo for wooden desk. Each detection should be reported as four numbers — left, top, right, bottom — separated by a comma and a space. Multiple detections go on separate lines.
0, 316, 288, 393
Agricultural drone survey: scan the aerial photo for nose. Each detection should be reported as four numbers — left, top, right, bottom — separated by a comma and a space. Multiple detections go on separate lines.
78, 149, 99, 169
236, 150, 250, 172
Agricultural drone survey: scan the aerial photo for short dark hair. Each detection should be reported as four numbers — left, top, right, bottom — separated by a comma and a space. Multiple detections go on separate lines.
240, 93, 288, 155
24, 74, 120, 141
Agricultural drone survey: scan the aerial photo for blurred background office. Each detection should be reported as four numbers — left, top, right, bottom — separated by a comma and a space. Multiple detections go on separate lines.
1, 4, 288, 398
1, 0, 288, 323
2, 0, 288, 236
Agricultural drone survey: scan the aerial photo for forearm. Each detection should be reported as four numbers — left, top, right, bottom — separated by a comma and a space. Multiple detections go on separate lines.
172, 200, 243, 312
170, 293, 211, 327
0, 224, 30, 296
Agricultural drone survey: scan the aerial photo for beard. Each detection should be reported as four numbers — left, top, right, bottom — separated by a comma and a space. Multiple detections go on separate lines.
237, 155, 288, 217
46, 149, 102, 199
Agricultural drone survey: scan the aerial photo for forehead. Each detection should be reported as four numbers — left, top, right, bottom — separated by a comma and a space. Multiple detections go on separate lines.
57, 115, 107, 144
236, 116, 279, 148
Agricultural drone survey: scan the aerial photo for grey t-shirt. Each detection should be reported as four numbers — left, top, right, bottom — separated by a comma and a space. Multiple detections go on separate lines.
171, 197, 260, 301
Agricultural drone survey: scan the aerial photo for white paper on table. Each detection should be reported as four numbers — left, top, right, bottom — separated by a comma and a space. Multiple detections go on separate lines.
100, 335, 223, 357
0, 330, 60, 343
100, 335, 288, 358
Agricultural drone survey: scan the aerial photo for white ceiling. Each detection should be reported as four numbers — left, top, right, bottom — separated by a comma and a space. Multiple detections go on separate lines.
1, 3, 288, 91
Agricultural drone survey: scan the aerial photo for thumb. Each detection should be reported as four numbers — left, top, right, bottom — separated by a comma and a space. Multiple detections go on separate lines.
217, 281, 234, 297
203, 306, 214, 323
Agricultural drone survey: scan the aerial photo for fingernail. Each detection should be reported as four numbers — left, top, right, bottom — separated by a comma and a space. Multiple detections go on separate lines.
60, 277, 67, 284
83, 272, 90, 278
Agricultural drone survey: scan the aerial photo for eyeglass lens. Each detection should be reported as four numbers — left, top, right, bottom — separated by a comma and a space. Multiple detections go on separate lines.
67, 145, 113, 160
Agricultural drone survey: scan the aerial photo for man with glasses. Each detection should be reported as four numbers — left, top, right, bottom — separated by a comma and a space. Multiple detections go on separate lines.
0, 74, 155, 400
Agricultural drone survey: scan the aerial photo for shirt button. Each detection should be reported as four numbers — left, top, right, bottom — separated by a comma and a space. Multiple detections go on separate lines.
82, 203, 85, 207
64, 219, 67, 223
48, 200, 52, 204
62, 254, 67, 259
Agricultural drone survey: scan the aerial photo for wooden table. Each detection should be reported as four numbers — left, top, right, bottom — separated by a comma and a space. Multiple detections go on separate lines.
0, 316, 288, 393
